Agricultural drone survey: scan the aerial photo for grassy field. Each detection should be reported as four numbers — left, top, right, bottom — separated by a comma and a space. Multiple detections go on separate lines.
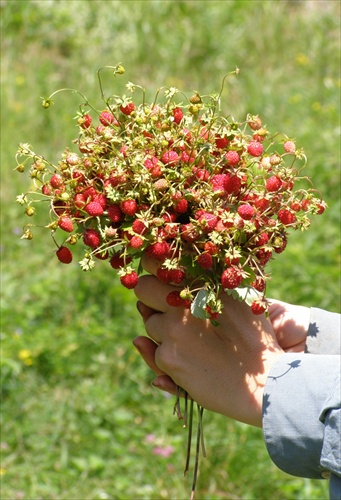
1, 1, 340, 499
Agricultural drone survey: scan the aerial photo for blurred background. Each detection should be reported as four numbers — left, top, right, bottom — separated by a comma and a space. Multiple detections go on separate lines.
1, 1, 340, 499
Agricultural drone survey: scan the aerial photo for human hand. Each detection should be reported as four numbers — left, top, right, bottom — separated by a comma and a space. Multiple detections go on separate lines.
268, 299, 310, 353
134, 270, 284, 427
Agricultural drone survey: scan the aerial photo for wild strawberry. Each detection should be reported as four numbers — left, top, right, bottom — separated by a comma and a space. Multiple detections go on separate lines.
107, 204, 124, 223
120, 270, 139, 289
120, 102, 135, 115
221, 267, 243, 289
169, 268, 186, 284
237, 204, 255, 220
255, 232, 269, 246
247, 141, 263, 157
290, 201, 301, 212
247, 115, 262, 131
278, 209, 296, 225
225, 150, 240, 166
99, 110, 116, 126
132, 219, 147, 235
204, 241, 218, 255
83, 228, 101, 248
161, 150, 179, 165
205, 305, 220, 321
181, 223, 198, 242
197, 252, 213, 269
146, 241, 170, 262
223, 174, 241, 195
193, 167, 210, 181
251, 276, 266, 292
50, 173, 64, 189
129, 235, 144, 249
256, 248, 272, 266
78, 113, 92, 129
174, 198, 188, 214
215, 136, 229, 149
166, 290, 187, 307
110, 253, 131, 269
172, 107, 183, 125
316, 201, 327, 215
266, 175, 282, 192
56, 246, 73, 264
197, 212, 218, 233
154, 178, 169, 191
253, 197, 269, 212
251, 299, 267, 315
85, 201, 104, 217
283, 140, 296, 154
58, 216, 74, 233
157, 267, 172, 283
41, 184, 52, 196
120, 199, 138, 216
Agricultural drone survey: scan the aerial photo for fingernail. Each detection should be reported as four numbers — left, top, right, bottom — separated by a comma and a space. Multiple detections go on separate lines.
132, 339, 142, 353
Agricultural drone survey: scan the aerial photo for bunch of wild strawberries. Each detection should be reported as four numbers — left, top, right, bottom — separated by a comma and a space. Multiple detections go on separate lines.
16, 65, 326, 321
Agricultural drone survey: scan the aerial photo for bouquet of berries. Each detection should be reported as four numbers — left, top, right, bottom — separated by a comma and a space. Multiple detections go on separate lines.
16, 64, 326, 497
16, 64, 325, 322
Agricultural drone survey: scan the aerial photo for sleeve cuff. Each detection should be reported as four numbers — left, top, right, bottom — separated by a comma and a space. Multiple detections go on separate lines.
262, 353, 340, 479
306, 308, 341, 355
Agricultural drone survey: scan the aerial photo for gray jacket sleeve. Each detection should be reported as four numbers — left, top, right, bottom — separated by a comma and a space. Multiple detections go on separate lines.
262, 353, 341, 499
306, 308, 340, 354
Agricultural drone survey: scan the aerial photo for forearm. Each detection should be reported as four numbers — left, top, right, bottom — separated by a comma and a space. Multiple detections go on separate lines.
262, 353, 341, 482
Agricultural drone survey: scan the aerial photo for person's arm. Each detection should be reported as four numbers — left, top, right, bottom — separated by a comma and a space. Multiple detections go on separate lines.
263, 353, 341, 498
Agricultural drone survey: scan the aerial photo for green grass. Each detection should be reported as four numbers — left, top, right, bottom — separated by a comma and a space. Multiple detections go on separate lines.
1, 1, 339, 499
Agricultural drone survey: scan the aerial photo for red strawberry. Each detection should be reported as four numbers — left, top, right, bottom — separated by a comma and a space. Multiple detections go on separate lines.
169, 268, 186, 284
161, 150, 179, 165
132, 219, 147, 235
223, 174, 241, 195
221, 267, 243, 289
99, 110, 116, 126
237, 204, 255, 220
251, 276, 266, 292
85, 201, 104, 217
247, 141, 263, 157
78, 113, 92, 129
278, 209, 296, 225
120, 199, 138, 216
157, 268, 172, 283
120, 270, 139, 289
197, 252, 213, 269
197, 212, 218, 233
166, 290, 189, 308
110, 253, 131, 269
107, 204, 124, 223
181, 223, 198, 242
251, 299, 267, 315
50, 173, 64, 189
225, 150, 240, 166
120, 102, 135, 115
129, 235, 144, 249
204, 241, 218, 255
56, 246, 73, 264
172, 107, 184, 125
215, 136, 229, 149
266, 176, 282, 192
174, 198, 188, 214
146, 241, 170, 262
58, 216, 74, 233
283, 140, 296, 154
83, 228, 101, 248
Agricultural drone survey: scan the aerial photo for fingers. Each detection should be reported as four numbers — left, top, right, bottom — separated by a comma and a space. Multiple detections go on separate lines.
152, 374, 178, 395
134, 274, 174, 312
140, 254, 160, 275
133, 336, 165, 376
